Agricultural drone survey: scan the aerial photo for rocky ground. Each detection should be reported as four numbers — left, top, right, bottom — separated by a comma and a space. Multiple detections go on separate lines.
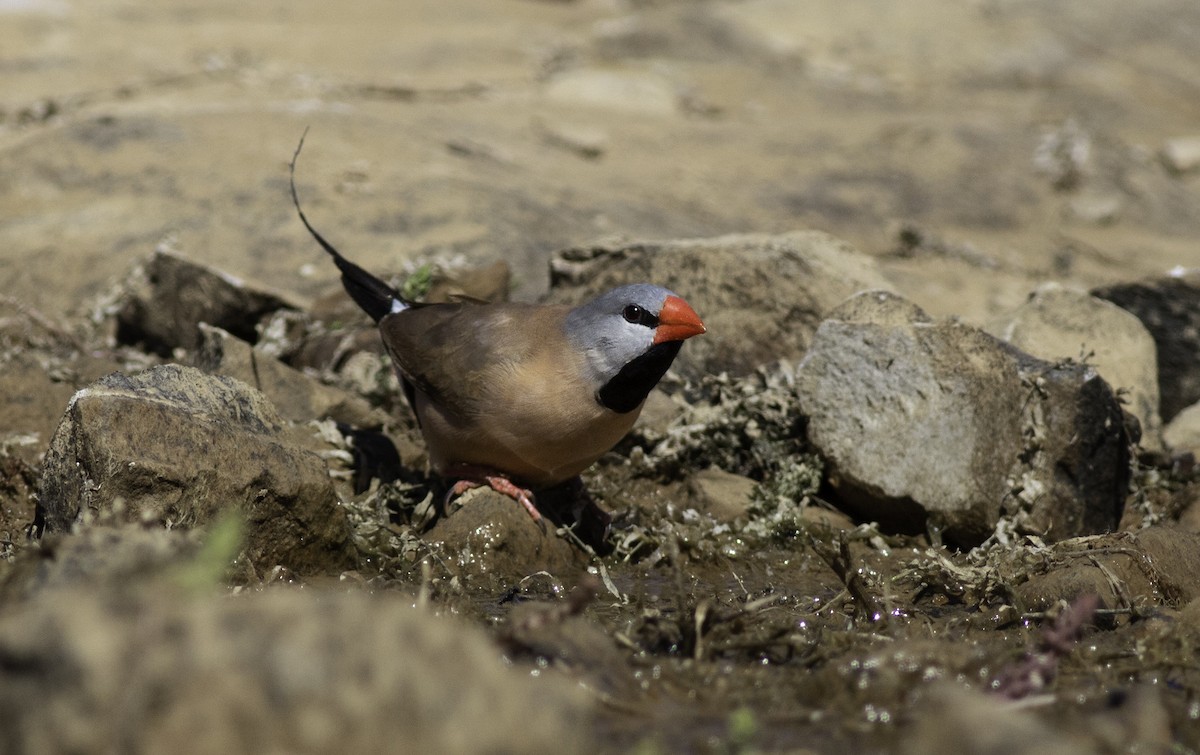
3, 0, 1200, 752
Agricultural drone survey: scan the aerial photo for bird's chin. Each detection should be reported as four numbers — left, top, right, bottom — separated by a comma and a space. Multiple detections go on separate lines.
597, 340, 684, 414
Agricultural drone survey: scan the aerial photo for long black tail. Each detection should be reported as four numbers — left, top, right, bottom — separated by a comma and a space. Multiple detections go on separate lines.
289, 130, 405, 323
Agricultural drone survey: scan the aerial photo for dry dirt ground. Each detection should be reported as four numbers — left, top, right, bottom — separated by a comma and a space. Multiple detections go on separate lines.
3, 0, 1200, 753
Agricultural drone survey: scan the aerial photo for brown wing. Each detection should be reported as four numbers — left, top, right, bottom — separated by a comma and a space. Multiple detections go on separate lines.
377, 301, 572, 422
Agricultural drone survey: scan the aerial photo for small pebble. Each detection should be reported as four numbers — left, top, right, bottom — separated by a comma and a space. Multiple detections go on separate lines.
1161, 136, 1200, 174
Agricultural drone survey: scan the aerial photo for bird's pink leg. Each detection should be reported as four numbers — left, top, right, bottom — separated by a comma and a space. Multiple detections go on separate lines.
445, 468, 541, 522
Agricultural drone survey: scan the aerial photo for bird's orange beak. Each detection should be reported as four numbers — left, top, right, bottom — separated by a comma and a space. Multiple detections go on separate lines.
653, 295, 707, 344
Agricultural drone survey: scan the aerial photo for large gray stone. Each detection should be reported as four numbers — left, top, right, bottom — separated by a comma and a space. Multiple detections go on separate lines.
797, 291, 1131, 546
38, 365, 356, 575
987, 284, 1162, 450
546, 231, 893, 378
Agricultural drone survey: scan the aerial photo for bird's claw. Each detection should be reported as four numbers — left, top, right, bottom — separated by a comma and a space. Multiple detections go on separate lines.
447, 476, 542, 524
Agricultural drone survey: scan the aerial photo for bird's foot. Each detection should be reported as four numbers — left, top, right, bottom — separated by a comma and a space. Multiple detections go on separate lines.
446, 475, 542, 523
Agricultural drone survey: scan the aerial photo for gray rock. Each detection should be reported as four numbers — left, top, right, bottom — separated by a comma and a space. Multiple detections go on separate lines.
115, 247, 300, 355
38, 365, 356, 575
1093, 271, 1200, 422
195, 322, 384, 427
797, 291, 1131, 546
0, 585, 589, 754
1161, 136, 1200, 174
826, 288, 933, 327
1164, 401, 1200, 457
986, 284, 1163, 450
547, 231, 893, 378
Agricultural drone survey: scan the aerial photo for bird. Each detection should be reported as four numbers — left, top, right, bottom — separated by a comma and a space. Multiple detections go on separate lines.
288, 135, 705, 520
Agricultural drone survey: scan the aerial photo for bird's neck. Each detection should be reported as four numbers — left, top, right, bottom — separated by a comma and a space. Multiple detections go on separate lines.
596, 341, 684, 414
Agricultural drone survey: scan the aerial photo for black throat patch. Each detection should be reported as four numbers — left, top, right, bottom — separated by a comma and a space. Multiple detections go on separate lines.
596, 340, 684, 414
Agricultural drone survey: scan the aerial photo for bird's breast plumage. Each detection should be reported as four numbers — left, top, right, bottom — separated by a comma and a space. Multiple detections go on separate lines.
385, 301, 638, 486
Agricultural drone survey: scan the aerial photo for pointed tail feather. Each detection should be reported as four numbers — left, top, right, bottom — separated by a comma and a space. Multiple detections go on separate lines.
289, 131, 407, 323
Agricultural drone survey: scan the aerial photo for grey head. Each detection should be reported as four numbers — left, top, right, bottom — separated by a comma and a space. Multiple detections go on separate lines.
564, 283, 706, 413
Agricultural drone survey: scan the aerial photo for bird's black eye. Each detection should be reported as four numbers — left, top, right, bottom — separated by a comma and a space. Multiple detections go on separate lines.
622, 304, 659, 328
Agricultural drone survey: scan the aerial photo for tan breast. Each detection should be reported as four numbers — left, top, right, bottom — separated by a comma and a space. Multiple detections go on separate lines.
413, 344, 642, 487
